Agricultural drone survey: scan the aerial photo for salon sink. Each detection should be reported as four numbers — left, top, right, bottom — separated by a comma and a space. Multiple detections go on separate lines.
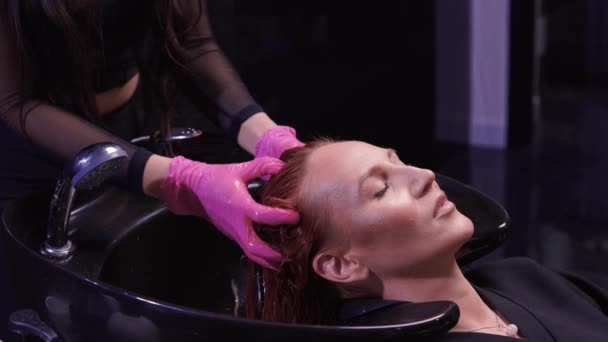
98, 211, 248, 316
1, 172, 509, 342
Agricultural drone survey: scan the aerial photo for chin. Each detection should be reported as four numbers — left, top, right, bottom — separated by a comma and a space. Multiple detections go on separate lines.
456, 206, 474, 224
450, 210, 475, 242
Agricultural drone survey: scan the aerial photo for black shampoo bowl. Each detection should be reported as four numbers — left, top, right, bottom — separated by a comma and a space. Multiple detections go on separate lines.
1, 173, 509, 341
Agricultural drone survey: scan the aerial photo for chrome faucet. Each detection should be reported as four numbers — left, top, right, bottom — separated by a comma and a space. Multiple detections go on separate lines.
41, 143, 128, 260
131, 127, 203, 156
130, 127, 203, 145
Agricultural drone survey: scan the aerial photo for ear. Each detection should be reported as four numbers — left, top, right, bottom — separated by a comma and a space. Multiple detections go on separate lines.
312, 250, 369, 284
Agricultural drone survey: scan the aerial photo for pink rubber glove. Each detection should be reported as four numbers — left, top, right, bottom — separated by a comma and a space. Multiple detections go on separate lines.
160, 156, 299, 269
255, 125, 305, 160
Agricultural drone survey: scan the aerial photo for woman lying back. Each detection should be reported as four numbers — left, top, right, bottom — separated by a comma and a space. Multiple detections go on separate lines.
247, 139, 608, 341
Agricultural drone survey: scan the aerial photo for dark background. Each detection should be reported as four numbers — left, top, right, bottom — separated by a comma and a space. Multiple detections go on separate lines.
208, 1, 437, 166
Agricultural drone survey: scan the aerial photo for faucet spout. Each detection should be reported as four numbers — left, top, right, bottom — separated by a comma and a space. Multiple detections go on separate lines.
41, 177, 76, 259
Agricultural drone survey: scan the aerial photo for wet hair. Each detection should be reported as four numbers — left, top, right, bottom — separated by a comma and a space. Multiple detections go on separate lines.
245, 138, 342, 324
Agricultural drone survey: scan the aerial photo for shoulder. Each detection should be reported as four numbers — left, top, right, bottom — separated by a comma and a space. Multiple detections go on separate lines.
465, 256, 602, 302
464, 257, 557, 288
466, 256, 545, 274
488, 256, 545, 270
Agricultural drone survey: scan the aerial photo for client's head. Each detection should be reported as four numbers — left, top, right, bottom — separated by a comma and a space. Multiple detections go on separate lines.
247, 139, 474, 324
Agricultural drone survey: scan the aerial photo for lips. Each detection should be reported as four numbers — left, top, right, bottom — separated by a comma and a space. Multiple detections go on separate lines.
434, 192, 448, 218
433, 191, 454, 217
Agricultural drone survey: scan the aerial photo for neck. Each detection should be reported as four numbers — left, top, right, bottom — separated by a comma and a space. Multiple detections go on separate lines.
381, 259, 496, 331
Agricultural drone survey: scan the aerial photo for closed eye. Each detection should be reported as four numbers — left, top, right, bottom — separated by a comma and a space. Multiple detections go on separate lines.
373, 182, 389, 199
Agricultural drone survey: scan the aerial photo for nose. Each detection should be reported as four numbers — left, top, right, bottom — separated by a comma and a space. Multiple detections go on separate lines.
389, 163, 436, 197
408, 167, 435, 198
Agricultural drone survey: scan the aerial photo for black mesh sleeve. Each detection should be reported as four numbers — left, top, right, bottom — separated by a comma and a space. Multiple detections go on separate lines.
170, 0, 264, 140
0, 18, 151, 193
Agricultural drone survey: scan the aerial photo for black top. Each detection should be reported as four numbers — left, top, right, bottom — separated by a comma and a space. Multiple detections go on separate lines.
428, 257, 608, 341
0, 0, 262, 201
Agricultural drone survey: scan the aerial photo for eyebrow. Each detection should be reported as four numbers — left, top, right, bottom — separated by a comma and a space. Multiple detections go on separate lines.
358, 148, 396, 191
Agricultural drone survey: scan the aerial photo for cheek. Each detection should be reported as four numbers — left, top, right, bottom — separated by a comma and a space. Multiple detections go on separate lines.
348, 201, 423, 248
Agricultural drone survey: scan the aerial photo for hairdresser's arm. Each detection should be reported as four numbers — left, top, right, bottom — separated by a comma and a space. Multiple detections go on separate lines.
171, 0, 304, 157
170, 0, 299, 156
0, 16, 154, 192
237, 113, 276, 154
142, 155, 171, 198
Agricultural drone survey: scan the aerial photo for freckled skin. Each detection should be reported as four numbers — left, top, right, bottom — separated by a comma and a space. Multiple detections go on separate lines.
304, 141, 474, 278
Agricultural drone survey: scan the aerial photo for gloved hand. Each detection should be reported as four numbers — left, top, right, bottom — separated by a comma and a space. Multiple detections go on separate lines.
160, 156, 299, 269
255, 125, 305, 160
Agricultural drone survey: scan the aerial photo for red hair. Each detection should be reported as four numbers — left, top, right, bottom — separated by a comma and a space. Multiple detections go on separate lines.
246, 138, 341, 324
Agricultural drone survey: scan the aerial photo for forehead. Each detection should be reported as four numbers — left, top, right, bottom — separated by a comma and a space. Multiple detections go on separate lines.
304, 141, 384, 202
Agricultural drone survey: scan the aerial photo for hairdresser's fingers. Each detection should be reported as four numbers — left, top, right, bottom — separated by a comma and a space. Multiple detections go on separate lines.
245, 235, 283, 271
248, 253, 280, 271
247, 203, 300, 226
240, 157, 284, 180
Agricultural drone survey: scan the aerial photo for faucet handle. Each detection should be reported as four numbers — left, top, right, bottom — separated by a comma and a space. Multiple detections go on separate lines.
131, 127, 203, 156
